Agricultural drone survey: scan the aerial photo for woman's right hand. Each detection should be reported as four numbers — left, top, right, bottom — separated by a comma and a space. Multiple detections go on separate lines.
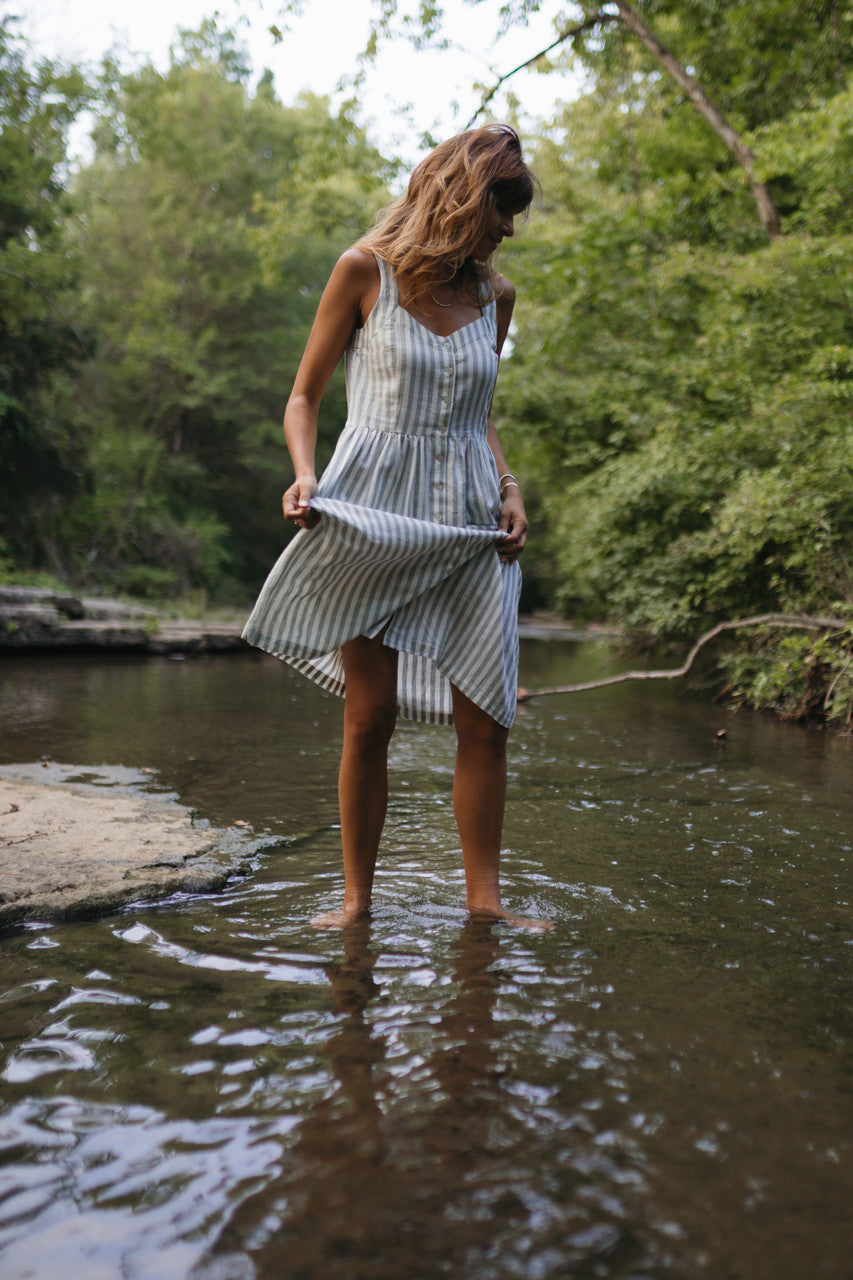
283, 475, 320, 529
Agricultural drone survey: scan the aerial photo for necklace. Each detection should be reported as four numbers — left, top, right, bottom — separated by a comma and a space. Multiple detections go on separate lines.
430, 292, 454, 308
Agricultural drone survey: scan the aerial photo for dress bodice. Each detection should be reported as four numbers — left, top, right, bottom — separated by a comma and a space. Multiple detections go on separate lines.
344, 256, 499, 439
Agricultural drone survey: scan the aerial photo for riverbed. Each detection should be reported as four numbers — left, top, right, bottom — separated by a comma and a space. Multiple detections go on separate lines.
0, 642, 850, 1278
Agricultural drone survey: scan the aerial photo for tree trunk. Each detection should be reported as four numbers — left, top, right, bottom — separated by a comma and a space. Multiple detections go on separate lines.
612, 1, 782, 239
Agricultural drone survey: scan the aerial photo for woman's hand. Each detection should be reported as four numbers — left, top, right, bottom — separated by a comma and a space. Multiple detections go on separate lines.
283, 475, 320, 529
497, 488, 528, 561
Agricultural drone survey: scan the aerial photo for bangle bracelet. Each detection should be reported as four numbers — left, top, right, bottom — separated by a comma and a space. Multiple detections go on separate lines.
500, 481, 520, 495
498, 473, 518, 487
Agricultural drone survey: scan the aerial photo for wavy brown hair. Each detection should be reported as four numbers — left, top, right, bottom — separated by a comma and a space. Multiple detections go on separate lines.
358, 124, 536, 311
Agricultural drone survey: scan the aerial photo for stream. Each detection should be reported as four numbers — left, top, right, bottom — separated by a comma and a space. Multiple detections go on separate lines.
0, 640, 850, 1279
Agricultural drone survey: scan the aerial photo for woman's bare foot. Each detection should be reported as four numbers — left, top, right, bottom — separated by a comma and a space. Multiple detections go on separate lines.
310, 903, 371, 930
467, 903, 554, 933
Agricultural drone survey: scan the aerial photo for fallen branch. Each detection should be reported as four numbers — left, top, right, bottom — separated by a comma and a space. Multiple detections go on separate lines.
517, 613, 849, 701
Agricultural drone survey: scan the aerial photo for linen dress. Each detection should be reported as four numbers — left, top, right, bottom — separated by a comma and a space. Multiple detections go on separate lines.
242, 255, 521, 728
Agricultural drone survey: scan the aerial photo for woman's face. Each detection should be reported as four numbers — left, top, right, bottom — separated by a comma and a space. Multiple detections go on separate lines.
471, 203, 516, 261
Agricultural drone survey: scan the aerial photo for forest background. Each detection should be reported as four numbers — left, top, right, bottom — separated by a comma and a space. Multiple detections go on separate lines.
2, 1, 851, 725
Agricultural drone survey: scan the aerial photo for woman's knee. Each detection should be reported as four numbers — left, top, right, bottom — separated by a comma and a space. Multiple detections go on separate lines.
344, 700, 398, 751
341, 634, 399, 751
454, 705, 508, 757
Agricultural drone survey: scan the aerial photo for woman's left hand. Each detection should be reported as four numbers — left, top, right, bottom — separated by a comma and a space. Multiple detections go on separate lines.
497, 489, 528, 561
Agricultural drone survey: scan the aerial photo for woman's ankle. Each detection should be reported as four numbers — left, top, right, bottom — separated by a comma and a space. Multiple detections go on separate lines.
311, 900, 371, 929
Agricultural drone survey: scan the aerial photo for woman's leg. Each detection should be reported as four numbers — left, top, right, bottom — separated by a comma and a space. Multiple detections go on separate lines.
450, 684, 508, 915
451, 684, 552, 931
312, 633, 398, 928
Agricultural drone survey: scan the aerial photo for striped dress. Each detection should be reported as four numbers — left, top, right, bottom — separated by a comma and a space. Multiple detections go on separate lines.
242, 255, 521, 727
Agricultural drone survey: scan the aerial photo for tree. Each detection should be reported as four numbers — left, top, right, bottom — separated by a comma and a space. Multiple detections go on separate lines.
0, 18, 88, 573
64, 23, 393, 596
491, 46, 853, 720
301, 0, 851, 237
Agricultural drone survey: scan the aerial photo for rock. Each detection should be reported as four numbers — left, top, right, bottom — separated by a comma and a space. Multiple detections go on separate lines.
0, 762, 275, 925
0, 603, 61, 626
78, 597, 157, 621
0, 586, 84, 617
0, 587, 247, 653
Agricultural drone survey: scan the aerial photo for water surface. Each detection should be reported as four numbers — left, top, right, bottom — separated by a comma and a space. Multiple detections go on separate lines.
0, 644, 850, 1278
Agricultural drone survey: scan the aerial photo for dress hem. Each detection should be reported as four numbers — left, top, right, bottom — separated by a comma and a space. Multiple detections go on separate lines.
241, 623, 516, 729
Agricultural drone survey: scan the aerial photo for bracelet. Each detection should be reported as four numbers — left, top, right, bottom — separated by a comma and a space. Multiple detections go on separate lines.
498, 473, 518, 487
500, 481, 520, 496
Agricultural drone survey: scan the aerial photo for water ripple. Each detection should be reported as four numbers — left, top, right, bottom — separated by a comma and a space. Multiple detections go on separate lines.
1, 654, 851, 1278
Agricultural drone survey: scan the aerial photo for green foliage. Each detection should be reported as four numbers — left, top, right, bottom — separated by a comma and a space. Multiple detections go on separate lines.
751, 84, 853, 233
720, 628, 853, 727
0, 18, 89, 571
59, 27, 392, 597
520, 236, 853, 629
490, 2, 853, 724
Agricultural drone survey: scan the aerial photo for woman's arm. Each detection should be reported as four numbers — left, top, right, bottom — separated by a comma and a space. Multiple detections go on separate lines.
488, 277, 528, 560
283, 248, 380, 527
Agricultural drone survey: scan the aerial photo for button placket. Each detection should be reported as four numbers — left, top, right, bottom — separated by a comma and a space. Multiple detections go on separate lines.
434, 336, 455, 517
438, 342, 455, 431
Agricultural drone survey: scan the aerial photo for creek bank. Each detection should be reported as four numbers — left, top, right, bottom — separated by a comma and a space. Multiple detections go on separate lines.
0, 762, 277, 927
0, 586, 247, 653
0, 585, 598, 651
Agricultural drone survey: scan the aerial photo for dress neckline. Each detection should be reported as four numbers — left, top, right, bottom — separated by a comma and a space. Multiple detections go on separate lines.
397, 306, 486, 341
384, 257, 488, 340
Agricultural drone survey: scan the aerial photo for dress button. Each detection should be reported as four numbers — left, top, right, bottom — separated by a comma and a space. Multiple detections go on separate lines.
433, 481, 443, 491
435, 453, 445, 463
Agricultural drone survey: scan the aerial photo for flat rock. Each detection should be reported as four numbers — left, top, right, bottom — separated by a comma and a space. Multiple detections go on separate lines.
78, 597, 157, 620
0, 588, 247, 652
0, 763, 273, 926
0, 587, 600, 652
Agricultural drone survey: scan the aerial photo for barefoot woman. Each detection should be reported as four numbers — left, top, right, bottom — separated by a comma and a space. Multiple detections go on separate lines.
243, 125, 547, 929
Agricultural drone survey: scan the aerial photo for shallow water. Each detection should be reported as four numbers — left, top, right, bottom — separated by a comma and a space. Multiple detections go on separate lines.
0, 644, 851, 1279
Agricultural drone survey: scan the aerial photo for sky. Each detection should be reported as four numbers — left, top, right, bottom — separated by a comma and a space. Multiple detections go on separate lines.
17, 0, 581, 163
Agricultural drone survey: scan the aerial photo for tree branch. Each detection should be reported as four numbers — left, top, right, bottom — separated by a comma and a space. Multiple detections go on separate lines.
517, 614, 849, 701
611, 1, 782, 239
468, 1, 782, 240
0, 269, 91, 361
466, 12, 613, 127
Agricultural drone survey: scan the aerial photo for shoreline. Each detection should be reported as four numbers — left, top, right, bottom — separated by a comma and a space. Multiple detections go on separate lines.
0, 586, 600, 654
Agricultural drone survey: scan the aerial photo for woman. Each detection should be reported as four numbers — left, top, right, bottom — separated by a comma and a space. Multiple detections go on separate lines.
243, 124, 548, 930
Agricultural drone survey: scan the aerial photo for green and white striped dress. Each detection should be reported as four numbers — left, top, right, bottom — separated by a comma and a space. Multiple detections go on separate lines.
242, 255, 521, 727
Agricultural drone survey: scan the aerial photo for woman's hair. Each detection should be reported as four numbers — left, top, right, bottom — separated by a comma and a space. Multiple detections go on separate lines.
358, 124, 536, 311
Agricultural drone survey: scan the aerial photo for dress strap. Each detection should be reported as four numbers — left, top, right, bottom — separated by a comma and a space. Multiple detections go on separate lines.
373, 255, 398, 315
351, 254, 395, 344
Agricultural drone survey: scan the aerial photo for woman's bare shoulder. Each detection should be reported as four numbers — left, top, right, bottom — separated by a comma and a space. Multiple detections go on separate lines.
494, 272, 516, 306
319, 248, 381, 327
334, 246, 381, 287
494, 273, 516, 340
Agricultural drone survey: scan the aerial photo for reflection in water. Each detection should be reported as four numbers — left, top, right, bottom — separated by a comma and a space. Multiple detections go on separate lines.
212, 921, 518, 1278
